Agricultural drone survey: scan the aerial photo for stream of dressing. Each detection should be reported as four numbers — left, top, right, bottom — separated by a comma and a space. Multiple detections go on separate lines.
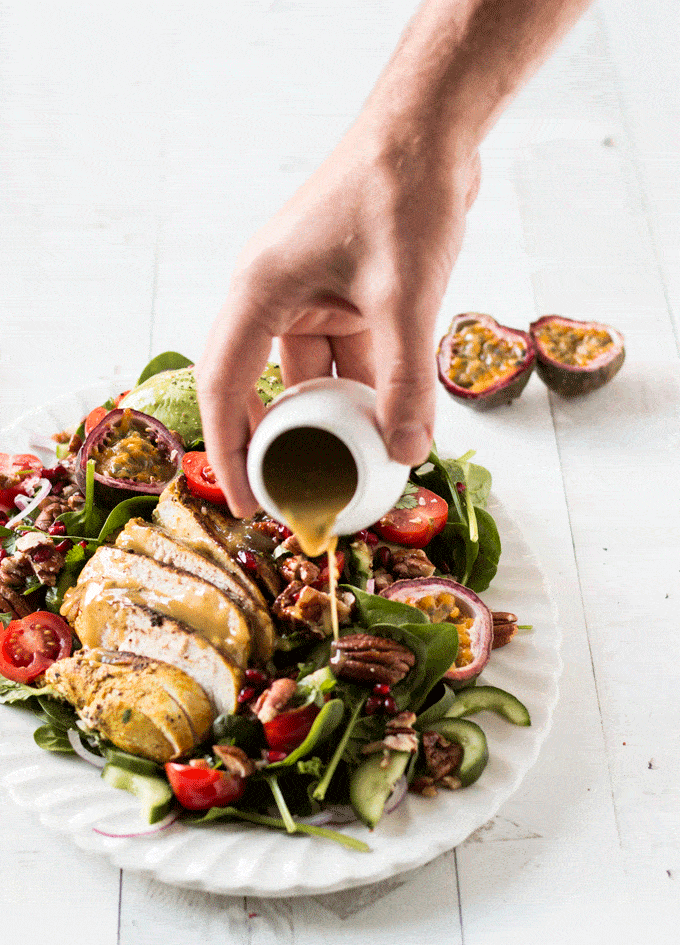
262, 427, 358, 642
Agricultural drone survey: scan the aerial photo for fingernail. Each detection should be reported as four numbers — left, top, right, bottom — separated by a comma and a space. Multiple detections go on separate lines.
387, 424, 431, 466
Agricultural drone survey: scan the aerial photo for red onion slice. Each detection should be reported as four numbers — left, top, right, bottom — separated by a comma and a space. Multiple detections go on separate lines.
92, 810, 179, 838
366, 578, 376, 595
6, 478, 52, 527
383, 775, 408, 814
67, 728, 107, 768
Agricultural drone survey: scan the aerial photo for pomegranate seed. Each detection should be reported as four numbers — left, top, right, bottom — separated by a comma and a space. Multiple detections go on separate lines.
236, 549, 258, 573
54, 539, 73, 554
51, 481, 65, 495
78, 540, 88, 550
383, 694, 398, 715
48, 521, 67, 536
42, 465, 67, 482
0, 549, 7, 562
0, 511, 8, 526
237, 686, 256, 704
375, 547, 391, 569
372, 683, 391, 696
244, 668, 268, 689
355, 529, 379, 546
265, 749, 287, 763
31, 546, 53, 563
364, 695, 384, 715
456, 481, 466, 495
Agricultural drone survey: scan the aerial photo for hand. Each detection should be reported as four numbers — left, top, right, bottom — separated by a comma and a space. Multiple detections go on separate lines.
196, 118, 481, 517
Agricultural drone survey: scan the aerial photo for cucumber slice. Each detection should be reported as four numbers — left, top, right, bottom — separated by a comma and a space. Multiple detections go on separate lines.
103, 747, 164, 778
350, 749, 411, 829
426, 718, 489, 786
446, 685, 531, 726
101, 763, 173, 824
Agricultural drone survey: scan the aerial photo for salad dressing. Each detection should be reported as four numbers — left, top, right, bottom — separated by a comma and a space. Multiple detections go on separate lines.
261, 426, 358, 641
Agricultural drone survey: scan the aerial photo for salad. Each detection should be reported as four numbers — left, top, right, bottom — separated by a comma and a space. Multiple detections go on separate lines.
0, 354, 530, 850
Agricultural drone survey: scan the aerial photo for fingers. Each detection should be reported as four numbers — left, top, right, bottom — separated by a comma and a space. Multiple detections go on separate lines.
331, 329, 375, 388
196, 298, 274, 518
371, 298, 438, 468
279, 335, 333, 387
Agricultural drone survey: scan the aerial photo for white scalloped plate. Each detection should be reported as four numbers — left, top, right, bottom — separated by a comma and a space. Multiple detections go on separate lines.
0, 380, 561, 896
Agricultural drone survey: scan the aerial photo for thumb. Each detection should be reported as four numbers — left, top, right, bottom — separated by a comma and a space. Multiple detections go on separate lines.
374, 308, 437, 467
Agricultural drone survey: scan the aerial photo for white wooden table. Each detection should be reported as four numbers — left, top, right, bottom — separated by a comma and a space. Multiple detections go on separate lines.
1, 2, 678, 942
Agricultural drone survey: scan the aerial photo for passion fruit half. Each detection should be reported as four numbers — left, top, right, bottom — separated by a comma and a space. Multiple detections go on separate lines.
380, 577, 492, 686
76, 408, 185, 507
437, 313, 536, 409
529, 315, 625, 396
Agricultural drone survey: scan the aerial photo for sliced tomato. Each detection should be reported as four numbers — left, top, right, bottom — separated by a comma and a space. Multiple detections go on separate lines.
373, 486, 448, 548
262, 703, 319, 755
181, 452, 228, 504
165, 762, 245, 810
314, 550, 346, 588
0, 486, 23, 514
84, 406, 109, 436
113, 390, 131, 406
0, 612, 72, 684
0, 452, 43, 485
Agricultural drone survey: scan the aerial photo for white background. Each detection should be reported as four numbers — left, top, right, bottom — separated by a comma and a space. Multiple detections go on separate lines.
1, 1, 679, 943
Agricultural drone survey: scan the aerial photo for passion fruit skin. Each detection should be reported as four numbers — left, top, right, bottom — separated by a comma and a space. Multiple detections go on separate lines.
76, 408, 185, 507
380, 577, 493, 685
437, 313, 537, 410
530, 315, 625, 396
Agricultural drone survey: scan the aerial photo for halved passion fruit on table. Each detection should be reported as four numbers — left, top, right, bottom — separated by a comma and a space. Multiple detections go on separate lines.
380, 577, 492, 686
437, 313, 536, 409
529, 315, 625, 396
76, 408, 185, 506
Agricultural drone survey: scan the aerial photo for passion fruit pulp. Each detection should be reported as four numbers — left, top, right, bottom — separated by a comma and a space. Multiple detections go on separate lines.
380, 577, 492, 686
529, 315, 625, 396
437, 313, 536, 409
76, 408, 185, 507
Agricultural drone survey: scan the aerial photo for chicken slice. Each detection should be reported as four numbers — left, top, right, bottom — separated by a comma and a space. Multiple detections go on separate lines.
154, 478, 268, 605
45, 649, 214, 763
115, 518, 275, 662
72, 589, 242, 716
63, 546, 251, 668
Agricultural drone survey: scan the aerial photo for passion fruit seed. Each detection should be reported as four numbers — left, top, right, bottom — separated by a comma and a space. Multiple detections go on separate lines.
447, 322, 526, 391
404, 591, 475, 668
533, 323, 614, 367
437, 313, 536, 409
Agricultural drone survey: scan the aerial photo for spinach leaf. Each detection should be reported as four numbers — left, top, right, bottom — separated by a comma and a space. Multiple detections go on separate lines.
0, 613, 11, 630
33, 724, 75, 753
263, 699, 345, 771
212, 713, 266, 755
466, 506, 501, 592
36, 695, 79, 730
0, 676, 54, 704
348, 586, 428, 629
414, 682, 457, 730
136, 351, 193, 386
58, 460, 106, 539
97, 495, 158, 543
371, 622, 458, 714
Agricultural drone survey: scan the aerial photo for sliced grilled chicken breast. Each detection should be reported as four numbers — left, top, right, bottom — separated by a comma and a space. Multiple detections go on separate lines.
72, 589, 243, 715
64, 546, 251, 668
116, 518, 275, 662
45, 649, 214, 762
154, 478, 269, 605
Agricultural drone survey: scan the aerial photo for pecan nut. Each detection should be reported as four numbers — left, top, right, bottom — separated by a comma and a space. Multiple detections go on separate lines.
330, 633, 416, 686
492, 611, 518, 649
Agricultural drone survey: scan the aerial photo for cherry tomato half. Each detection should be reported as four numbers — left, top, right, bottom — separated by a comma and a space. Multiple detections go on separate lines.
262, 703, 319, 755
373, 486, 448, 548
84, 406, 108, 436
165, 762, 245, 810
0, 611, 72, 684
181, 452, 228, 504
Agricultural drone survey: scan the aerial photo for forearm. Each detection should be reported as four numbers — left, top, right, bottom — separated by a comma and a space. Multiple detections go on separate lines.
361, 0, 593, 164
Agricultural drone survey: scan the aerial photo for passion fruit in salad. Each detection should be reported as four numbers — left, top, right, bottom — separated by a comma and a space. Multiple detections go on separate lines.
76, 408, 184, 507
380, 578, 493, 686
437, 313, 536, 409
529, 315, 625, 396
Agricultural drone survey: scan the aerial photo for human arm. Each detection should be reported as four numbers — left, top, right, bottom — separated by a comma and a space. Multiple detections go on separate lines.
197, 0, 593, 516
